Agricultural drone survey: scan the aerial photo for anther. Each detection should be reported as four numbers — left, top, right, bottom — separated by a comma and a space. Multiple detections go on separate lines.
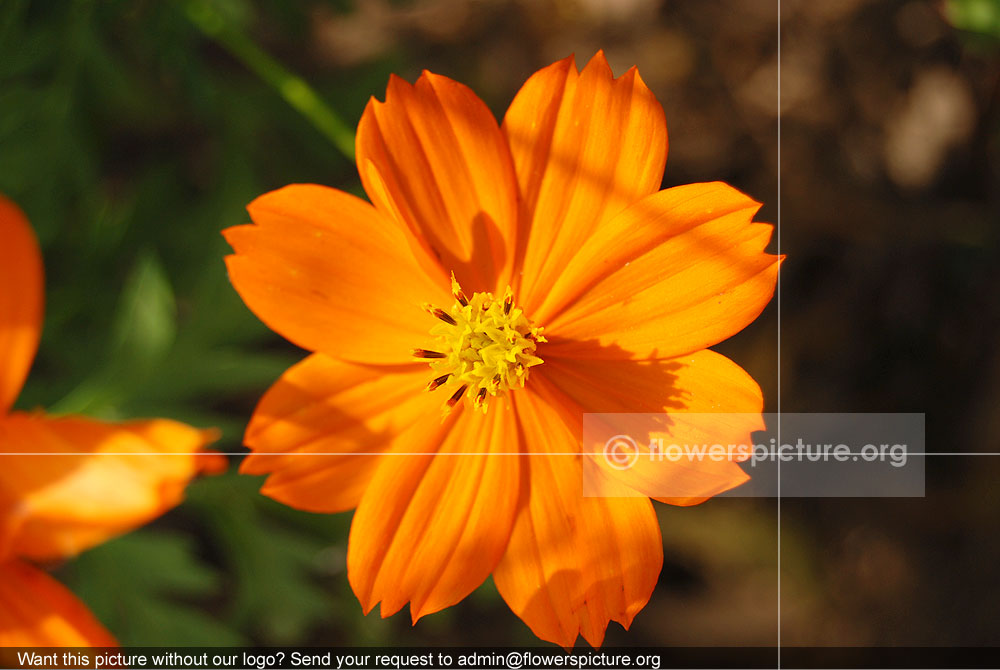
423, 303, 457, 325
426, 374, 451, 391
474, 387, 488, 410
447, 385, 468, 408
418, 276, 543, 414
450, 272, 468, 307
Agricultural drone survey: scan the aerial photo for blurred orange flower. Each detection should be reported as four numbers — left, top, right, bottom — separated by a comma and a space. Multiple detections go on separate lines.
226, 52, 780, 647
0, 196, 224, 647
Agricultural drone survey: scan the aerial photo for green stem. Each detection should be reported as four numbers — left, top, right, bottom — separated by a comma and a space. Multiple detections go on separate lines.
184, 0, 355, 161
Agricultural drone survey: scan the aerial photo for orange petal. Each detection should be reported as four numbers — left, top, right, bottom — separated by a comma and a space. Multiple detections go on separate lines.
224, 184, 451, 364
0, 413, 222, 562
540, 182, 781, 360
347, 404, 520, 622
494, 382, 662, 648
0, 559, 116, 647
0, 196, 44, 414
240, 354, 438, 513
502, 52, 668, 309
540, 350, 763, 505
356, 71, 520, 293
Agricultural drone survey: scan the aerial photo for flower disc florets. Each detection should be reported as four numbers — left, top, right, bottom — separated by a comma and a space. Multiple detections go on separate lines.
413, 274, 545, 415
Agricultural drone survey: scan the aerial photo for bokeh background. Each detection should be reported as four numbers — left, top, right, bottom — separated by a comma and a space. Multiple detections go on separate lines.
2, 0, 998, 649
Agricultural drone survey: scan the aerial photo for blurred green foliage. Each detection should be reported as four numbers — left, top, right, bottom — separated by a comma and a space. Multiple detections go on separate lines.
0, 0, 407, 645
61, 473, 356, 645
946, 0, 1000, 40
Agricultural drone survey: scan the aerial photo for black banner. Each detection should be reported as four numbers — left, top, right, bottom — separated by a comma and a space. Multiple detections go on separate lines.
2, 647, 999, 670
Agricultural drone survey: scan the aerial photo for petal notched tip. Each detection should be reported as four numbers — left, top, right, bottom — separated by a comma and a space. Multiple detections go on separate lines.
555, 52, 579, 73
583, 49, 613, 76
384, 72, 413, 104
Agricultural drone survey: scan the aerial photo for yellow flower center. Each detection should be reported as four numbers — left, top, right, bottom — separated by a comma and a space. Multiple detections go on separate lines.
413, 273, 545, 416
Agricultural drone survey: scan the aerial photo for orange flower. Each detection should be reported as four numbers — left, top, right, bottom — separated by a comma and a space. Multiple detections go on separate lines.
226, 52, 780, 647
0, 196, 224, 647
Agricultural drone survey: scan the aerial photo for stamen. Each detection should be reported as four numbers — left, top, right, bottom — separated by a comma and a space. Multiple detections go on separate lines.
426, 374, 451, 391
447, 385, 468, 408
417, 275, 545, 415
473, 387, 488, 411
450, 272, 468, 307
423, 303, 457, 325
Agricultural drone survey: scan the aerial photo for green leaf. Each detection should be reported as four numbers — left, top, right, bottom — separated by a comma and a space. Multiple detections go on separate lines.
46, 251, 177, 416
111, 251, 178, 369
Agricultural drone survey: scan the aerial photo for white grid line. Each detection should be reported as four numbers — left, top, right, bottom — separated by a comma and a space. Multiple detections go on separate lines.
776, 0, 783, 664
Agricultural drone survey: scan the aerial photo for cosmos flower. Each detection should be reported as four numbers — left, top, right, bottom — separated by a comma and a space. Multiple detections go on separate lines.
0, 196, 223, 646
226, 52, 780, 647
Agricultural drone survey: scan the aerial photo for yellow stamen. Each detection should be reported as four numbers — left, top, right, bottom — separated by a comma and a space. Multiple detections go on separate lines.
443, 384, 468, 418
426, 373, 451, 391
418, 275, 546, 415
412, 348, 446, 359
451, 272, 469, 307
